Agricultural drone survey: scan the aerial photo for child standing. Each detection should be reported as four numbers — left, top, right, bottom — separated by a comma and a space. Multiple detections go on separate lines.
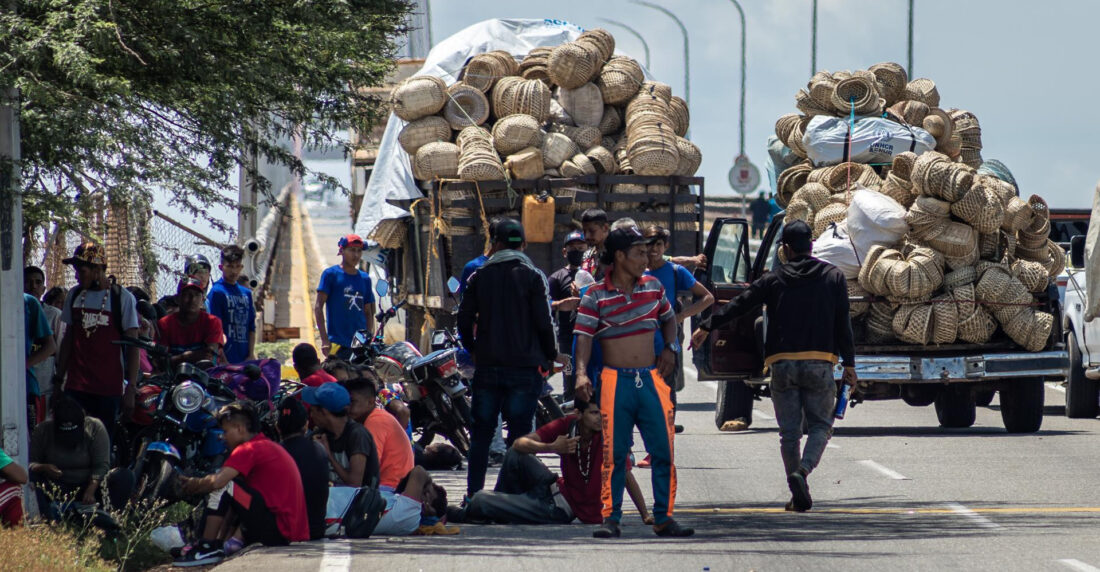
207, 245, 256, 364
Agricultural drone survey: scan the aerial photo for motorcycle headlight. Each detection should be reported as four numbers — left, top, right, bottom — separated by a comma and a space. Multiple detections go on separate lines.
172, 381, 205, 414
351, 331, 368, 349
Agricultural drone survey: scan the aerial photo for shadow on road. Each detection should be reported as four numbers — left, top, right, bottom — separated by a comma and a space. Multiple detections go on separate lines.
832, 426, 1086, 438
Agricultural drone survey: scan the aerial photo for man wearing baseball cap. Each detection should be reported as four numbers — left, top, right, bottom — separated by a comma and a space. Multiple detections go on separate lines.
457, 217, 557, 502
157, 277, 225, 367
54, 242, 140, 441
304, 382, 379, 488
548, 230, 590, 401
315, 234, 375, 360
690, 220, 857, 513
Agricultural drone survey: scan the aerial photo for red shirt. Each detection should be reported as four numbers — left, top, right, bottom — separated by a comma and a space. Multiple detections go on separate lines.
365, 407, 413, 488
224, 434, 309, 542
301, 369, 337, 388
157, 312, 224, 358
536, 415, 604, 524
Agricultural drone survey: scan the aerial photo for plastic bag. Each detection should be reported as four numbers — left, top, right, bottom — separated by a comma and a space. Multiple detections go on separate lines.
206, 358, 282, 401
803, 115, 936, 167
812, 222, 861, 279
150, 526, 185, 552
846, 188, 909, 259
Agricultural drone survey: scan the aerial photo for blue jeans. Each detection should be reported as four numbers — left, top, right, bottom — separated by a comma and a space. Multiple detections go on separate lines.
770, 360, 837, 477
467, 366, 542, 497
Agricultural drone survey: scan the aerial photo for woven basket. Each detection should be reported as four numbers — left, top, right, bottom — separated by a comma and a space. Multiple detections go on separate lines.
831, 75, 880, 114
927, 222, 978, 258
551, 124, 602, 151
1001, 196, 1032, 232
824, 162, 881, 193
1003, 310, 1053, 352
923, 108, 954, 148
784, 199, 814, 229
813, 203, 848, 239
881, 174, 916, 208
521, 66, 550, 84
586, 145, 619, 175
456, 125, 493, 149
444, 83, 490, 130
785, 116, 810, 158
548, 42, 601, 89
369, 218, 408, 250
906, 196, 952, 240
561, 153, 597, 178
904, 78, 940, 107
957, 302, 997, 344
627, 122, 680, 177
458, 151, 506, 181
859, 244, 892, 294
578, 28, 615, 61
792, 182, 831, 212
951, 186, 1005, 234
640, 81, 673, 103
519, 47, 551, 70
391, 76, 448, 121
598, 106, 622, 135
412, 141, 459, 180
893, 247, 944, 299
668, 97, 690, 137
504, 147, 544, 180
795, 89, 833, 117
944, 266, 977, 290
868, 62, 908, 106
598, 56, 645, 105
492, 77, 551, 123
849, 279, 870, 317
1017, 195, 1051, 249
492, 114, 544, 156
541, 133, 578, 168
893, 301, 934, 345
1047, 240, 1066, 277
776, 162, 812, 206
1011, 259, 1049, 293
775, 113, 802, 144
674, 138, 701, 176
398, 115, 451, 156
886, 100, 930, 126
560, 82, 604, 128
463, 51, 518, 93
944, 241, 980, 270
866, 301, 899, 342
931, 293, 959, 344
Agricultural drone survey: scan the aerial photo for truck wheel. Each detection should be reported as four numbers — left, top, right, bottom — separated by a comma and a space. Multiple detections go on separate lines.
902, 385, 937, 407
1065, 331, 1098, 418
1000, 378, 1045, 433
975, 389, 996, 407
934, 385, 976, 428
715, 379, 755, 429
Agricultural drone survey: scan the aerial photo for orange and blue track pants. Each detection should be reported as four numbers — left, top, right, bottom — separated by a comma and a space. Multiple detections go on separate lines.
599, 366, 677, 524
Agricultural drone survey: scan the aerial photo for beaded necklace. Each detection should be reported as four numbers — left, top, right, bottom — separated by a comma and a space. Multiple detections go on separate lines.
77, 286, 111, 338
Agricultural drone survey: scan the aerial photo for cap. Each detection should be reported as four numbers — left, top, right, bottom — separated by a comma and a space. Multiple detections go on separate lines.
177, 276, 204, 295
781, 220, 814, 253
302, 382, 350, 413
338, 234, 365, 253
563, 230, 586, 246
490, 218, 525, 245
604, 226, 649, 258
62, 242, 107, 267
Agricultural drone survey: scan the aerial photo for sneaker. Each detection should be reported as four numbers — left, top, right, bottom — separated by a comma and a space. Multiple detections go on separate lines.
784, 499, 796, 512
592, 519, 621, 538
637, 454, 652, 468
169, 541, 195, 559
674, 424, 685, 434
223, 536, 244, 557
720, 418, 750, 432
787, 471, 812, 512
653, 518, 695, 537
173, 541, 224, 567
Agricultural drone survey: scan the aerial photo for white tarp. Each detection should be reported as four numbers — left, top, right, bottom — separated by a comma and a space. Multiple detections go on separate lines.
353, 19, 591, 239
802, 115, 936, 167
1084, 181, 1100, 321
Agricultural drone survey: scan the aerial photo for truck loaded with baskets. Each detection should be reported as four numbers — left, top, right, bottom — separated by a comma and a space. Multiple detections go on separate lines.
694, 63, 1068, 433
357, 20, 704, 349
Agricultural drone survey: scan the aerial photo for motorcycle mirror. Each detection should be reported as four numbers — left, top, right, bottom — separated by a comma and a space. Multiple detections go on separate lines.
375, 279, 390, 297
446, 276, 461, 294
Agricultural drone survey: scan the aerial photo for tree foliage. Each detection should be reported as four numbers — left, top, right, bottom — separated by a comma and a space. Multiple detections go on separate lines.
2, 0, 412, 234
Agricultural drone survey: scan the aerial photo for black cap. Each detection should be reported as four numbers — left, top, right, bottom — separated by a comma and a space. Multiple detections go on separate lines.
781, 220, 813, 253
490, 217, 525, 246
602, 226, 649, 264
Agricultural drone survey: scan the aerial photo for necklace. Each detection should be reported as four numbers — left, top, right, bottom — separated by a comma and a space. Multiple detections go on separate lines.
77, 288, 111, 338
577, 434, 594, 482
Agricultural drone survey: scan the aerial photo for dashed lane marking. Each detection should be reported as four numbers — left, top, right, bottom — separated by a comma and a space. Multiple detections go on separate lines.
944, 502, 1000, 529
857, 459, 911, 480
320, 538, 351, 572
1059, 559, 1100, 572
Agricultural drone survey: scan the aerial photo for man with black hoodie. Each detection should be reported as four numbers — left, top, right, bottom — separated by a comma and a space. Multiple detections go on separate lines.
690, 220, 856, 513
458, 218, 557, 501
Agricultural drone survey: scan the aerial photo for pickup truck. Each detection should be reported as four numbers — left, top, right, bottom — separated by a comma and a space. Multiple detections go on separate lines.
1061, 235, 1100, 418
693, 216, 1069, 433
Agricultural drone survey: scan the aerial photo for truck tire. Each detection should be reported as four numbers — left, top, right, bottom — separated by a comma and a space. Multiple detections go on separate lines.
715, 379, 755, 429
902, 385, 937, 407
975, 389, 996, 407
1000, 378, 1045, 433
934, 385, 976, 428
1065, 331, 1098, 418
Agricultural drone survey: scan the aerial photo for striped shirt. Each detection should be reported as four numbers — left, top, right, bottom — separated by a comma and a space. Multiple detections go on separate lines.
574, 275, 674, 340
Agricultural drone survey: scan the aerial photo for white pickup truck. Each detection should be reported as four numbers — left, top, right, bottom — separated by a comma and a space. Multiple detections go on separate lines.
1061, 235, 1100, 417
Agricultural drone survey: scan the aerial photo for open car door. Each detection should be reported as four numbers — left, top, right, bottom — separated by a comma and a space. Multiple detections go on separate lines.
692, 218, 762, 380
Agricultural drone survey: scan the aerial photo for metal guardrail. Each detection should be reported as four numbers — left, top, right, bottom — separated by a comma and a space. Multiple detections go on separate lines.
244, 182, 293, 292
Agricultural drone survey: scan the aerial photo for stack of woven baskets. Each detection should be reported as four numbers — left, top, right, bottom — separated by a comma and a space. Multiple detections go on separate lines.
775, 63, 1063, 352
389, 28, 701, 184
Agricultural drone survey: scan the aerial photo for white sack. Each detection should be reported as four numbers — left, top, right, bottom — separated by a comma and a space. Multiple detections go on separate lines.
812, 222, 861, 279
802, 115, 936, 167
558, 83, 603, 127
846, 187, 909, 259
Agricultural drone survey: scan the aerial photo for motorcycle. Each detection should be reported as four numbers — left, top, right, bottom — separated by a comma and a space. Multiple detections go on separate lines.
115, 337, 238, 502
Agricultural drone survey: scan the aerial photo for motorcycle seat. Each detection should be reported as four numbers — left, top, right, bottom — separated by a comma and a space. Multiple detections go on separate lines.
408, 348, 454, 369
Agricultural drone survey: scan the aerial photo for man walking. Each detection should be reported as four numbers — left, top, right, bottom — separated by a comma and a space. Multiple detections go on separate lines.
457, 218, 557, 502
574, 227, 693, 538
690, 220, 856, 512
315, 235, 375, 360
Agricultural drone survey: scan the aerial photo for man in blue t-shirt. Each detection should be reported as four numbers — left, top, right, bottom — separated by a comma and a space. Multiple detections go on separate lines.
25, 294, 56, 424
315, 234, 375, 360
208, 245, 257, 364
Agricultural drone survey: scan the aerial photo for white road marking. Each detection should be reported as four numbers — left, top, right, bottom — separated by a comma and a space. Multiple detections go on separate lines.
1058, 559, 1100, 572
320, 538, 352, 572
857, 460, 910, 480
826, 443, 840, 449
701, 380, 718, 391
944, 502, 1000, 529
754, 409, 774, 420
1047, 382, 1067, 393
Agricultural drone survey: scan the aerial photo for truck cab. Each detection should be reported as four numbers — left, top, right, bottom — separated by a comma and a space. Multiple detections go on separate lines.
695, 215, 1068, 433
1061, 235, 1100, 418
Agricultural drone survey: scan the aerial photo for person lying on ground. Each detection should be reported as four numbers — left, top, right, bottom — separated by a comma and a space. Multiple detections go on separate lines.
175, 402, 308, 567
372, 466, 447, 536
304, 382, 379, 488
452, 399, 652, 526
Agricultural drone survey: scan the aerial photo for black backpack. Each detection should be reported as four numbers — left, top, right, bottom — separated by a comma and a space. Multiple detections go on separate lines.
341, 483, 387, 539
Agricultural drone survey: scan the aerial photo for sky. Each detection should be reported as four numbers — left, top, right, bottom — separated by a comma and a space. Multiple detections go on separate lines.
424, 0, 1100, 208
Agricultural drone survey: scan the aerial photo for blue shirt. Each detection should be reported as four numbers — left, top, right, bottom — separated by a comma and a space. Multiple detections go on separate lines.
646, 262, 696, 353
207, 278, 256, 364
317, 265, 375, 347
24, 294, 52, 396
458, 255, 489, 297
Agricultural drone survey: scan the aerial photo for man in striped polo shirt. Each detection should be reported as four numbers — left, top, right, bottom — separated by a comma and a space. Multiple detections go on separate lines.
573, 227, 694, 539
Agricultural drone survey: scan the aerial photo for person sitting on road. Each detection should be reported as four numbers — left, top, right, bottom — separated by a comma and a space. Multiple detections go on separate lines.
29, 395, 109, 511
157, 276, 224, 367
176, 402, 309, 567
343, 376, 413, 490
293, 343, 337, 387
304, 382, 379, 488
277, 396, 329, 541
453, 399, 652, 526
325, 359, 411, 431
0, 446, 29, 526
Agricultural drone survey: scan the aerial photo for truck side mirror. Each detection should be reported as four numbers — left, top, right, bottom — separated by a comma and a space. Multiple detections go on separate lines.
1071, 235, 1086, 269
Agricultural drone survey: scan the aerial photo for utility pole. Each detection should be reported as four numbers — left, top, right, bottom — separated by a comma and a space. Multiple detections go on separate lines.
811, 0, 819, 76
630, 1, 691, 109
907, 0, 915, 77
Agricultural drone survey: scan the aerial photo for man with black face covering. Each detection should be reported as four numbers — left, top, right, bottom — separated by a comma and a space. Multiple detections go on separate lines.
548, 230, 589, 401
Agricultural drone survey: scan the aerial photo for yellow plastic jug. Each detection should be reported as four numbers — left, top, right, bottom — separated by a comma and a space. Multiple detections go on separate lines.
522, 194, 555, 243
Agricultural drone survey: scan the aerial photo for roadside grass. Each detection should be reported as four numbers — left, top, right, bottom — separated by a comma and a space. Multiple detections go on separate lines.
0, 523, 113, 571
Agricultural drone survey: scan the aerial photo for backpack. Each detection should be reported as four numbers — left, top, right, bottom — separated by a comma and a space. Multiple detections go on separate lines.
341, 485, 387, 539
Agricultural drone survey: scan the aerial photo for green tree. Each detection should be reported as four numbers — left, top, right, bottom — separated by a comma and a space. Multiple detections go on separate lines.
2, 0, 412, 235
